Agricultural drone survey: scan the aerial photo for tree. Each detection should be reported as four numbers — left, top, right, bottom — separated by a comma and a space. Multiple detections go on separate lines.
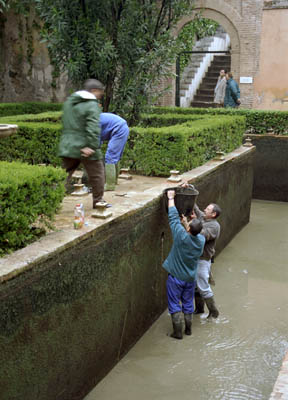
34, 0, 195, 122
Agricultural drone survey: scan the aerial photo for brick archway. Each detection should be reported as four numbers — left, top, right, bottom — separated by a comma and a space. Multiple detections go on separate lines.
158, 0, 262, 108
176, 0, 241, 80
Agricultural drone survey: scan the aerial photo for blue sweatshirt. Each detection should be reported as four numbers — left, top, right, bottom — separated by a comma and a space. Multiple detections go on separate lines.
163, 206, 205, 282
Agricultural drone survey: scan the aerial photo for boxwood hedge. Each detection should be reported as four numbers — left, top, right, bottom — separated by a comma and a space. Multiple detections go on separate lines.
0, 161, 66, 255
151, 106, 288, 134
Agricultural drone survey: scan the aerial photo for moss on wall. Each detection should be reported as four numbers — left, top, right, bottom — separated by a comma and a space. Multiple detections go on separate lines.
247, 135, 288, 202
0, 149, 255, 400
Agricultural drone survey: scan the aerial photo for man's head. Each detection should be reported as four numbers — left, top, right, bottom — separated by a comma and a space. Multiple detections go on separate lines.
204, 203, 221, 219
83, 79, 105, 99
189, 218, 203, 236
220, 69, 226, 77
226, 72, 233, 80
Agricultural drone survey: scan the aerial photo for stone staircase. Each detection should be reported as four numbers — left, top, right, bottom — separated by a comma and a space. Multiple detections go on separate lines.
180, 36, 214, 106
190, 54, 231, 107
179, 26, 230, 108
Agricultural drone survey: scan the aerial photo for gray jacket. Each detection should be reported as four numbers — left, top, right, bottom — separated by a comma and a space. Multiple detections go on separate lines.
194, 204, 221, 260
214, 77, 226, 104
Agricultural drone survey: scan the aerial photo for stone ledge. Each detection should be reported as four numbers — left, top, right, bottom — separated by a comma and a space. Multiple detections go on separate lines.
0, 145, 255, 284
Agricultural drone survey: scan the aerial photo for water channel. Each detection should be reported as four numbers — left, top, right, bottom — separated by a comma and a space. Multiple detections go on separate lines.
85, 200, 288, 400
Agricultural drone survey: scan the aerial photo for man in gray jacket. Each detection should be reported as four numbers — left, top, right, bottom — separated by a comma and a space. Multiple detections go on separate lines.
192, 202, 221, 318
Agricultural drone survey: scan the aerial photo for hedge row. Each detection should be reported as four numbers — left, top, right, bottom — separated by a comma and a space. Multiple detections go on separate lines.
0, 120, 62, 166
139, 113, 206, 127
0, 161, 66, 255
126, 115, 245, 176
151, 106, 288, 134
0, 102, 62, 117
0, 111, 245, 176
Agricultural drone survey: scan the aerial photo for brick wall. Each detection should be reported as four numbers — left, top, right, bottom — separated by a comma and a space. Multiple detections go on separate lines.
159, 0, 265, 108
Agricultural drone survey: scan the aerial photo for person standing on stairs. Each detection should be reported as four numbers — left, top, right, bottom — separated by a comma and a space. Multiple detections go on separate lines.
163, 190, 205, 340
214, 69, 226, 107
224, 72, 241, 108
100, 113, 130, 191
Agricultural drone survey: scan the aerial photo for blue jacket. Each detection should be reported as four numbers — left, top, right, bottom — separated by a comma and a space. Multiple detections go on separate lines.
100, 113, 128, 142
224, 78, 240, 107
163, 206, 205, 282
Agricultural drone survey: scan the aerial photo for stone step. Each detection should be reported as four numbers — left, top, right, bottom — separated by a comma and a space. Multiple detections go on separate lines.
190, 101, 216, 108
193, 94, 214, 102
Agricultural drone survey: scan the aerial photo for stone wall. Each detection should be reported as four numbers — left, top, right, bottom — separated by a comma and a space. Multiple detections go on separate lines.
0, 11, 69, 103
253, 7, 288, 110
245, 134, 288, 201
0, 146, 255, 400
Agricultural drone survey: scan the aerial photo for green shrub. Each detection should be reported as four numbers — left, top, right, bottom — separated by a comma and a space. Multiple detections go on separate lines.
0, 121, 62, 166
129, 115, 245, 176
0, 161, 66, 255
151, 106, 288, 134
0, 110, 245, 177
0, 102, 62, 118
0, 111, 62, 123
139, 113, 206, 127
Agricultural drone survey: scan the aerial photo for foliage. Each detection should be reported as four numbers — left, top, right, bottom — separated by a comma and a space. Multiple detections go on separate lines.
178, 17, 219, 73
0, 0, 33, 15
0, 115, 63, 166
0, 110, 245, 177
33, 0, 196, 123
0, 102, 62, 117
126, 115, 245, 176
0, 161, 66, 255
139, 112, 206, 127
151, 106, 288, 134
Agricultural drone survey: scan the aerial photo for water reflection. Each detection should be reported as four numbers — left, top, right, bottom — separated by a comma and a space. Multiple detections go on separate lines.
85, 200, 288, 400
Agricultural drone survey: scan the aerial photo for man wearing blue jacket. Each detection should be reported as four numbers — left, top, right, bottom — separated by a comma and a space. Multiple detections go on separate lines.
224, 72, 241, 108
100, 113, 129, 191
163, 190, 205, 339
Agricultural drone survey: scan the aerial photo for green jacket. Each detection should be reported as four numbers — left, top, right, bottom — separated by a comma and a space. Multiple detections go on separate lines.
224, 78, 240, 108
58, 90, 103, 160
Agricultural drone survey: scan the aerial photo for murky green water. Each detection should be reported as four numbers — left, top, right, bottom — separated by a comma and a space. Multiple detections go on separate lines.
85, 200, 288, 400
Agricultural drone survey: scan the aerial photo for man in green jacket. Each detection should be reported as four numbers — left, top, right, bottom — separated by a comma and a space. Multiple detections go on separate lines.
59, 79, 106, 208
224, 72, 241, 108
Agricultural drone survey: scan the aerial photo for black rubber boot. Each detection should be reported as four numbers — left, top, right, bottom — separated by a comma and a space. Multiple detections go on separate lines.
194, 290, 205, 314
170, 312, 183, 339
204, 296, 219, 318
184, 313, 192, 335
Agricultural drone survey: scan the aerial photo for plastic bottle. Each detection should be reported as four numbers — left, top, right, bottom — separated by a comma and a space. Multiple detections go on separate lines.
74, 203, 85, 229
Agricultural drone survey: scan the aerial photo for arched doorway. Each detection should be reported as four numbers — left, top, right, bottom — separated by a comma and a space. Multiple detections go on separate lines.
175, 2, 241, 107
175, 19, 231, 107
158, 0, 246, 108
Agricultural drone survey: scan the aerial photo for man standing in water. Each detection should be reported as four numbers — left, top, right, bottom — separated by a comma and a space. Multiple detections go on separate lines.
163, 190, 205, 339
192, 202, 221, 318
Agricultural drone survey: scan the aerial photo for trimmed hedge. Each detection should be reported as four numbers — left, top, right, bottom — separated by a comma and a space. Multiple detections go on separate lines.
0, 121, 62, 166
0, 102, 62, 118
151, 106, 288, 134
0, 111, 245, 176
139, 113, 206, 127
128, 115, 245, 176
0, 161, 66, 255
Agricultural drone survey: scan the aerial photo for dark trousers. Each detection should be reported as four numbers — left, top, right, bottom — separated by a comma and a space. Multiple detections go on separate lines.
62, 157, 105, 208
166, 274, 196, 314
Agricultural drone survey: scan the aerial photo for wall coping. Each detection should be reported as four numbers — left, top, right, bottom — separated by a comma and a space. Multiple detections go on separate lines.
0, 145, 255, 284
